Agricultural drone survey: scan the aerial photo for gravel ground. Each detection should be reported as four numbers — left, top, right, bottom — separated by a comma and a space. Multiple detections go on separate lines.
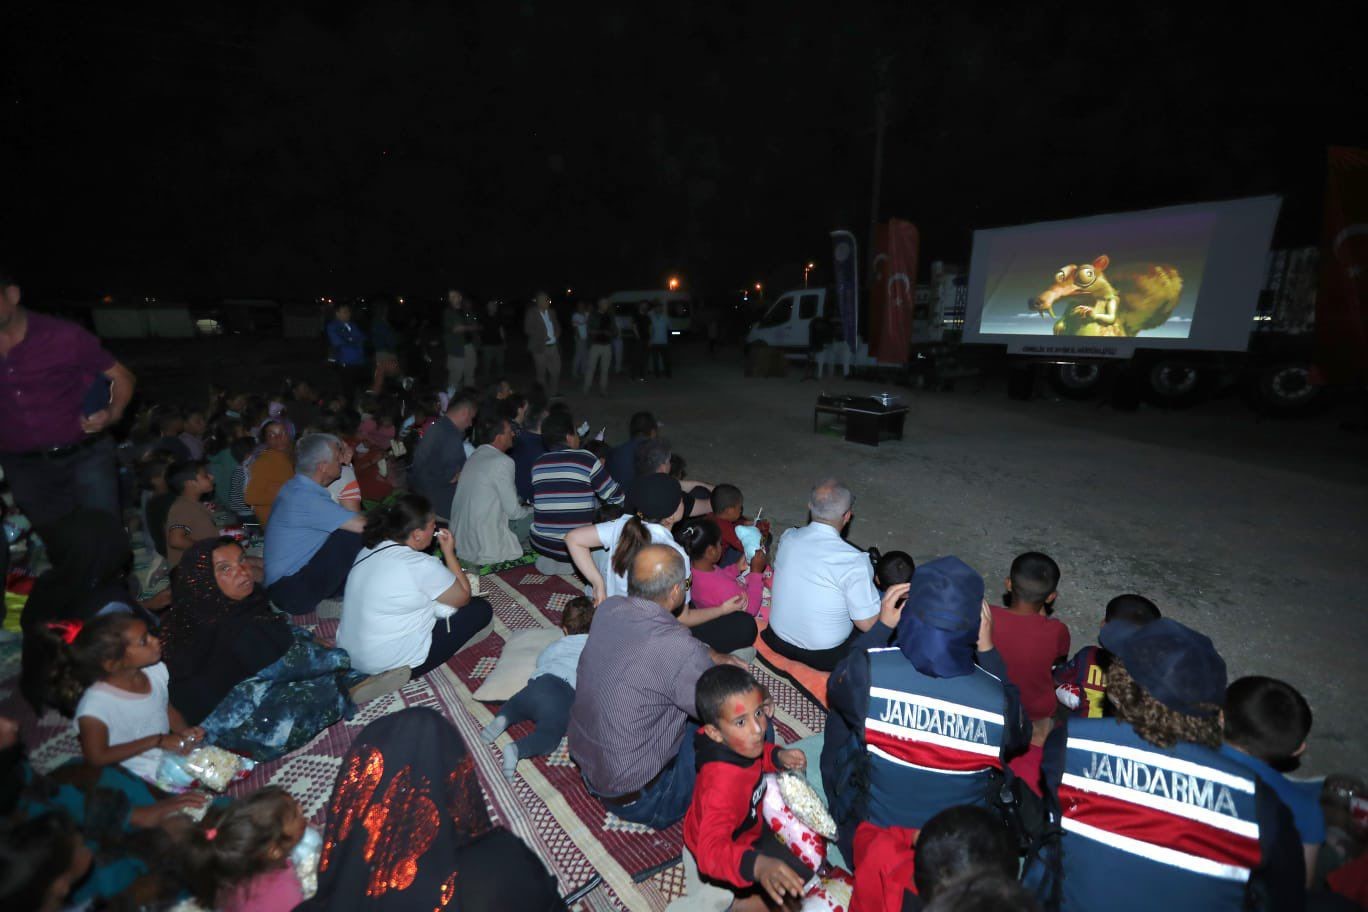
129, 335, 1368, 777
554, 343, 1368, 779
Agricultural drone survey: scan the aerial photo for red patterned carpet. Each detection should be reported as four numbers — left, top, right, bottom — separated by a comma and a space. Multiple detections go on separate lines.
0, 564, 826, 911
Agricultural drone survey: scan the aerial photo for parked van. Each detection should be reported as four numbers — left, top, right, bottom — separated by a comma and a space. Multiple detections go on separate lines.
745, 287, 834, 350
606, 290, 693, 337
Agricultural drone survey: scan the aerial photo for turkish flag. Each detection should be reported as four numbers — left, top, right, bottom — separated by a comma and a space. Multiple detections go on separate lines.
1316, 147, 1368, 383
870, 219, 919, 364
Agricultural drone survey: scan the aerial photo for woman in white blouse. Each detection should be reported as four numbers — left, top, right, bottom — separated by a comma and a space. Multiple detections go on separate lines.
339, 494, 492, 679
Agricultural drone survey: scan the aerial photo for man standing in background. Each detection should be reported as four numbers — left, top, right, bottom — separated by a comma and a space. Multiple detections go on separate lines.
443, 289, 479, 394
0, 267, 136, 531
524, 292, 562, 397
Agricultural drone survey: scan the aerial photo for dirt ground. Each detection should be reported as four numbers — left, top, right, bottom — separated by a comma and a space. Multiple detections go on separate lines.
555, 343, 1368, 779
128, 334, 1368, 777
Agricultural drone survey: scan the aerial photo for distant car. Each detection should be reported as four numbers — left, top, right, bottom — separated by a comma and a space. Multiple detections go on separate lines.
606, 290, 692, 338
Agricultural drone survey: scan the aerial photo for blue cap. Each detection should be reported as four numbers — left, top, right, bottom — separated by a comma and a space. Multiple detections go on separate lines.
905, 556, 984, 634
1099, 618, 1227, 717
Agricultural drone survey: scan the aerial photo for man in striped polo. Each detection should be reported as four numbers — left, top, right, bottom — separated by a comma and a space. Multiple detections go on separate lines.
529, 410, 623, 574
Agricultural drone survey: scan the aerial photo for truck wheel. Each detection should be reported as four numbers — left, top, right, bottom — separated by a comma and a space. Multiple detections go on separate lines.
1047, 363, 1102, 400
1143, 360, 1207, 408
1250, 362, 1325, 417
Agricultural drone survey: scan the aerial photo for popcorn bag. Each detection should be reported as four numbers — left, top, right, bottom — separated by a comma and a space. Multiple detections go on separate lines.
760, 772, 852, 912
155, 744, 257, 793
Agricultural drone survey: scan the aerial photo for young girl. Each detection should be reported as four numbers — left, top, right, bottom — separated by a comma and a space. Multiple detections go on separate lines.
675, 517, 770, 621
480, 597, 595, 782
184, 786, 310, 912
60, 614, 203, 783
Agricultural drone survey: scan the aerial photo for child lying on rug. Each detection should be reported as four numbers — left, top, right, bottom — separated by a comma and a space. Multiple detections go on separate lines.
682, 664, 812, 911
480, 596, 594, 781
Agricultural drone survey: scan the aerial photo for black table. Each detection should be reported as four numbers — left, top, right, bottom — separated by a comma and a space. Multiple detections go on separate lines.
813, 395, 909, 446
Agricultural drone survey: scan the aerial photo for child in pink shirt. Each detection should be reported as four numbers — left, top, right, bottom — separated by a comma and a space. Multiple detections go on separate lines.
185, 786, 312, 912
676, 517, 771, 620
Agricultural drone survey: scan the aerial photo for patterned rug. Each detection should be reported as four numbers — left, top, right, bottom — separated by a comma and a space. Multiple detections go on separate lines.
0, 564, 826, 911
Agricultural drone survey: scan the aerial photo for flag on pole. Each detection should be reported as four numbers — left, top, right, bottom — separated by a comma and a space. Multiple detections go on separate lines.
830, 229, 859, 353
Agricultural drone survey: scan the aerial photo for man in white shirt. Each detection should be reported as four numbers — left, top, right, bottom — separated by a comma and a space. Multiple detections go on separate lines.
523, 292, 562, 397
763, 477, 881, 671
449, 414, 532, 564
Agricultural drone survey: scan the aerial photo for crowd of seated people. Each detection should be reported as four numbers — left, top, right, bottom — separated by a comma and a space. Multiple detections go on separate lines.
1, 295, 1364, 912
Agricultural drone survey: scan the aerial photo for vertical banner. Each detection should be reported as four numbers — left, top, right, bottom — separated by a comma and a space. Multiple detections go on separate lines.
830, 229, 859, 352
1316, 146, 1368, 383
868, 218, 919, 363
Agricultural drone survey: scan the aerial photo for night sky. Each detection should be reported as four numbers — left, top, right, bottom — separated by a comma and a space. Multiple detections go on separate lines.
3, 2, 1365, 302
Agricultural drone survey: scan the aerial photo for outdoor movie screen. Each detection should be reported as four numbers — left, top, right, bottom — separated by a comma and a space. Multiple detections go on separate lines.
962, 196, 1282, 358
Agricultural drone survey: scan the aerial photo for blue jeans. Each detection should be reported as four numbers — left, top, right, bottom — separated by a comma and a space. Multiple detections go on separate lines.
586, 729, 697, 830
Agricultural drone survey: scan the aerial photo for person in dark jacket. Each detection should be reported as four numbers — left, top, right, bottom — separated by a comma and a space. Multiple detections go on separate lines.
298, 708, 565, 912
822, 557, 1031, 862
1035, 618, 1306, 912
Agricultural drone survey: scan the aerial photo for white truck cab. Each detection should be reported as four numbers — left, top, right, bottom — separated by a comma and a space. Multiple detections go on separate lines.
745, 288, 833, 350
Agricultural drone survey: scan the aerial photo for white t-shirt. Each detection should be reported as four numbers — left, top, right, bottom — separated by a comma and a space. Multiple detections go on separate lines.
73, 661, 171, 782
594, 515, 690, 600
339, 544, 458, 674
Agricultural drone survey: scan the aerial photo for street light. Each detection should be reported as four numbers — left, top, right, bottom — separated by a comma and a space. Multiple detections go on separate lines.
804, 261, 816, 287
667, 276, 680, 291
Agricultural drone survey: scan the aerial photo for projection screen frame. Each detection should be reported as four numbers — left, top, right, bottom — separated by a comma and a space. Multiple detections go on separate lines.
963, 195, 1283, 359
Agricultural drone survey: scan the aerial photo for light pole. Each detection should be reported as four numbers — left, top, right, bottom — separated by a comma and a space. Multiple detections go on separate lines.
804, 262, 816, 287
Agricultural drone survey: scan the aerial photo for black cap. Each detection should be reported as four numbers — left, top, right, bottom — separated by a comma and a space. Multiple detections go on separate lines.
629, 474, 683, 522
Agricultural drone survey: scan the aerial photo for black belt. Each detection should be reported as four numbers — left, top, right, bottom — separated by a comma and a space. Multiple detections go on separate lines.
9, 434, 101, 460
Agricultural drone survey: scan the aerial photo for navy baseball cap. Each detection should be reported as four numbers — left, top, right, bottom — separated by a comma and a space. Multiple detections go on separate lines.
1100, 618, 1227, 716
905, 556, 984, 634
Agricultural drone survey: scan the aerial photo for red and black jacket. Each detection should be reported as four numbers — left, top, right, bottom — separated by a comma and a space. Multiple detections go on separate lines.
682, 730, 782, 888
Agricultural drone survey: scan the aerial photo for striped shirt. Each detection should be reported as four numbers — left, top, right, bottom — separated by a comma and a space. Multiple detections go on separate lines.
530, 448, 624, 559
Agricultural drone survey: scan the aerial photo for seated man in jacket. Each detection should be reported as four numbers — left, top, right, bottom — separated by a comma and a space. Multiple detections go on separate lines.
449, 413, 532, 565
821, 556, 1031, 862
1037, 618, 1305, 912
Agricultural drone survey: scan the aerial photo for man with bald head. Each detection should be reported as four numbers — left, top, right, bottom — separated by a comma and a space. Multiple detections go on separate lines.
569, 544, 743, 828
765, 476, 882, 671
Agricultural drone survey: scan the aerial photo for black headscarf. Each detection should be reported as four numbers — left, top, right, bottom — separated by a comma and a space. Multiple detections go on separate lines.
300, 708, 564, 912
159, 537, 292, 724
21, 509, 133, 628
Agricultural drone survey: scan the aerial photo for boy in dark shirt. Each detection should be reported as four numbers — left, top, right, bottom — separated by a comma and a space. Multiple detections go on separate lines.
1054, 593, 1161, 719
683, 665, 811, 910
1222, 675, 1324, 887
874, 550, 916, 591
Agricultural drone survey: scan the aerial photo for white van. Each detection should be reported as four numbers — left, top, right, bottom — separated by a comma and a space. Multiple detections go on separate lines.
745, 288, 835, 351
606, 290, 693, 338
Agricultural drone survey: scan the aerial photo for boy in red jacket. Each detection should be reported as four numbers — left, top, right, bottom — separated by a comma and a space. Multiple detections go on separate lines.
683, 664, 812, 909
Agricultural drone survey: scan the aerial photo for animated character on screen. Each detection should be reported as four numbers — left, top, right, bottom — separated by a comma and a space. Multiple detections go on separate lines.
1028, 255, 1184, 337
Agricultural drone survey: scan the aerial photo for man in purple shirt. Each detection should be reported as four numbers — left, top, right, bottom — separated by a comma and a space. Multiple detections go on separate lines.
0, 268, 136, 530
568, 544, 745, 829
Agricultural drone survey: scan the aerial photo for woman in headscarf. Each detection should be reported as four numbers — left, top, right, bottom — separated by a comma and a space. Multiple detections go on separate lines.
158, 538, 405, 761
300, 707, 564, 912
19, 509, 167, 714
